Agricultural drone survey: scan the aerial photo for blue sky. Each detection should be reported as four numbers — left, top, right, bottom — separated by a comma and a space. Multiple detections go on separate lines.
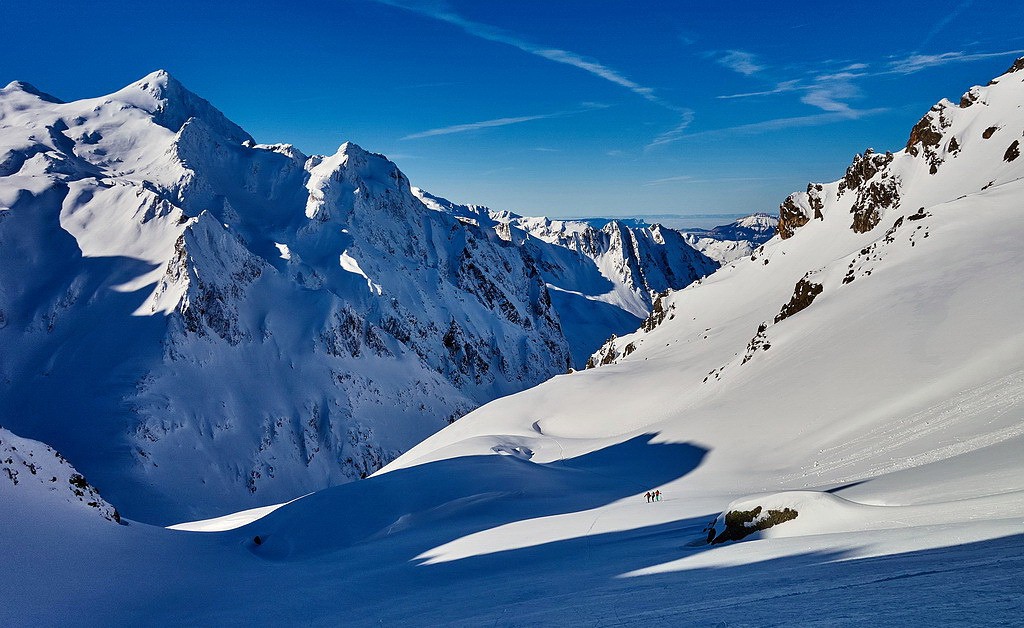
4, 0, 1024, 218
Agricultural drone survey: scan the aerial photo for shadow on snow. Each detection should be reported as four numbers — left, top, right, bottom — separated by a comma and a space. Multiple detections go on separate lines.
241, 434, 708, 561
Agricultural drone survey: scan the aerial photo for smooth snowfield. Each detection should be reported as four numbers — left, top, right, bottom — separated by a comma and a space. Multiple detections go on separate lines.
2, 436, 1021, 626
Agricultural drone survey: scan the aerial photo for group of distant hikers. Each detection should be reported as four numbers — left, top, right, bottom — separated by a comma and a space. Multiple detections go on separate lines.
644, 490, 662, 503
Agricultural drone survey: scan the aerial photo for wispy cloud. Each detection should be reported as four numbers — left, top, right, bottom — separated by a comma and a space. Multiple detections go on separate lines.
712, 50, 764, 76
886, 49, 1024, 74
403, 113, 556, 140
373, 0, 700, 150
919, 1, 974, 49
800, 72, 863, 114
718, 48, 1024, 116
717, 80, 801, 100
372, 0, 678, 110
677, 31, 698, 46
645, 109, 696, 149
669, 108, 888, 142
402, 103, 607, 140
644, 175, 693, 185
644, 175, 785, 186
718, 73, 863, 115
532, 48, 669, 106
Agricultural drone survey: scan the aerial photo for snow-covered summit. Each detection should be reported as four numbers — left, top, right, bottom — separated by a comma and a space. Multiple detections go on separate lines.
0, 72, 572, 523
107, 69, 253, 144
1, 80, 63, 103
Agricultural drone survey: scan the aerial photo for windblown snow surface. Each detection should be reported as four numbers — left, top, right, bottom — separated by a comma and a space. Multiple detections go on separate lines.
4, 60, 1024, 625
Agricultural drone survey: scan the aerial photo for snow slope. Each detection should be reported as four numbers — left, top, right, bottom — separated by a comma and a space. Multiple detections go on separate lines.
1, 426, 121, 523
3, 60, 1024, 627
391, 55, 1024, 528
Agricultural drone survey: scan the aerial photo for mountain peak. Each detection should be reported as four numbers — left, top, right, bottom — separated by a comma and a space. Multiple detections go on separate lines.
133, 68, 177, 88
109, 70, 252, 144
335, 140, 377, 160
1, 80, 63, 103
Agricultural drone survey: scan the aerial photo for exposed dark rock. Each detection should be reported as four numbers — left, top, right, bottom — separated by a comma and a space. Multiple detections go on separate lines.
321, 308, 364, 358
709, 505, 799, 544
883, 216, 905, 244
982, 126, 999, 140
959, 88, 979, 108
585, 334, 619, 370
1005, 140, 1020, 163
641, 291, 672, 332
809, 184, 825, 220
851, 176, 901, 233
906, 110, 944, 155
439, 319, 492, 385
341, 424, 392, 481
741, 322, 770, 365
906, 105, 952, 174
775, 277, 824, 324
778, 195, 809, 240
1005, 57, 1024, 74
68, 473, 89, 489
2, 431, 121, 523
906, 208, 930, 221
838, 149, 893, 196
457, 253, 523, 326
778, 183, 823, 239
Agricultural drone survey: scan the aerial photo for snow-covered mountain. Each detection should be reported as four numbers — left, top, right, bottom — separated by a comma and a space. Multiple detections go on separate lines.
360, 57, 1024, 614
3, 57, 1024, 628
0, 71, 581, 523
683, 212, 778, 263
414, 189, 717, 364
405, 53, 1024, 503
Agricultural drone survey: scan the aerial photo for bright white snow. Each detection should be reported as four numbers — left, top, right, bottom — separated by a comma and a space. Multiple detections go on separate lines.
4, 59, 1024, 626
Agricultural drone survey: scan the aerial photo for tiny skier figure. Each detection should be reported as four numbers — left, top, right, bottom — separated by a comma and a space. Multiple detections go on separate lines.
645, 491, 652, 503
654, 489, 661, 502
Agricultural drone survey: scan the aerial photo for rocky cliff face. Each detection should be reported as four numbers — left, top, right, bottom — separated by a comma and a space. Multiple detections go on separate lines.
778, 56, 1024, 242
587, 57, 1024, 371
0, 72, 570, 523
414, 189, 717, 365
